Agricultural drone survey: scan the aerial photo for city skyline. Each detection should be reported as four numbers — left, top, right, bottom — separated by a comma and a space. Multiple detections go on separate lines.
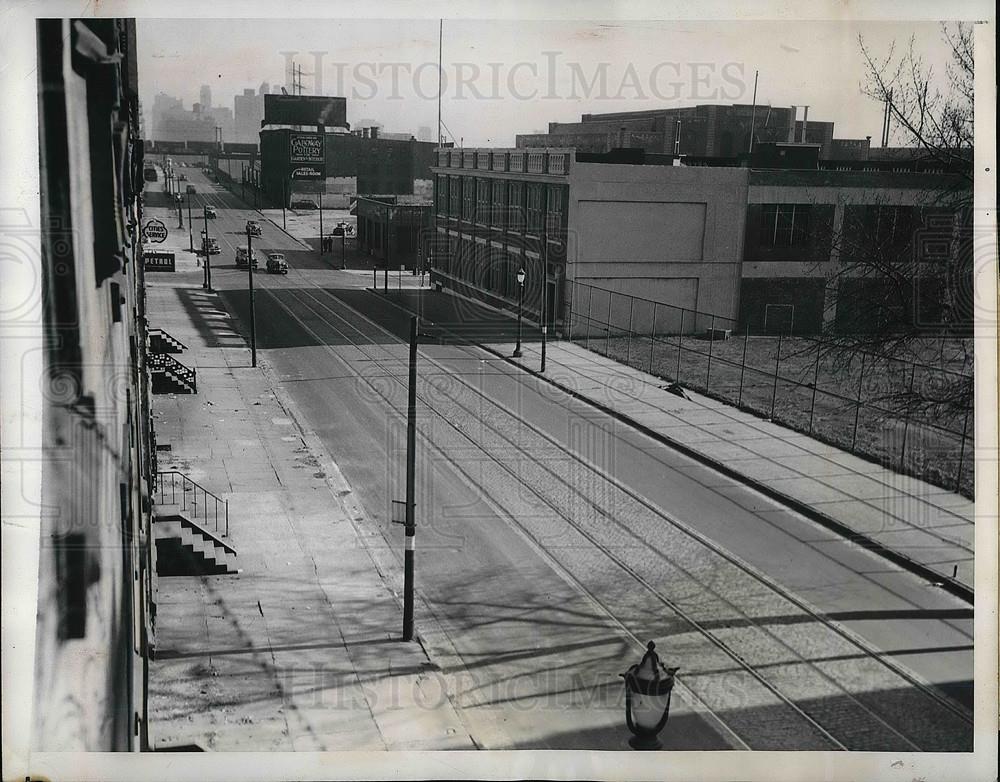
137, 18, 962, 148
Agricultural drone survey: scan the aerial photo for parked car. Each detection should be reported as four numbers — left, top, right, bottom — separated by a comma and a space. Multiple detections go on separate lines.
178, 173, 187, 181
186, 184, 196, 194
204, 205, 217, 218
266, 252, 288, 274
291, 199, 317, 210
246, 220, 263, 237
235, 247, 258, 268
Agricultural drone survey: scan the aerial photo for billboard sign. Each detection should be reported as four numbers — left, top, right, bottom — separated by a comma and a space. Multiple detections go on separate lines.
289, 133, 325, 163
144, 251, 175, 272
264, 94, 347, 128
142, 218, 167, 243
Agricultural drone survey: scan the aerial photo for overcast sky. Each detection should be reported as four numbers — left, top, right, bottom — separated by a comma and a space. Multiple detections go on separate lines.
137, 17, 963, 146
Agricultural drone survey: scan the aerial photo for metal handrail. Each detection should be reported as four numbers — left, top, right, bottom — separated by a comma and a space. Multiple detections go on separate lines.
155, 470, 229, 537
149, 352, 197, 390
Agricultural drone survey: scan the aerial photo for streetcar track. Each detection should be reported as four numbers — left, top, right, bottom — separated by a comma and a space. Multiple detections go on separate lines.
264, 281, 971, 750
193, 187, 972, 750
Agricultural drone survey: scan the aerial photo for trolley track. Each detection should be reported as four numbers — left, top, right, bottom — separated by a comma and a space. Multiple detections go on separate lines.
246, 279, 972, 751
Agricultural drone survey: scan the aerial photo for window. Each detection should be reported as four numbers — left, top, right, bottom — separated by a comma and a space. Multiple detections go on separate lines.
476, 179, 490, 224
760, 204, 810, 246
462, 177, 474, 221
435, 175, 448, 215
491, 180, 506, 228
545, 185, 564, 238
449, 176, 461, 217
526, 184, 543, 234
508, 182, 524, 232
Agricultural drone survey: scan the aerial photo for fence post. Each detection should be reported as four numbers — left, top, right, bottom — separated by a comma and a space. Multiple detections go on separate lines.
899, 362, 917, 469
955, 406, 972, 493
625, 295, 634, 367
852, 352, 867, 450
566, 280, 574, 342
586, 286, 593, 351
738, 323, 749, 407
808, 340, 821, 434
649, 302, 657, 375
770, 331, 783, 420
606, 292, 614, 356
675, 309, 684, 382
705, 314, 715, 392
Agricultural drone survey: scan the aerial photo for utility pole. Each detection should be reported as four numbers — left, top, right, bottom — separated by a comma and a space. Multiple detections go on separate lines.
402, 315, 418, 641
384, 206, 390, 292
319, 191, 323, 252
247, 225, 257, 367
187, 196, 193, 252
203, 206, 212, 292
748, 70, 759, 155
282, 178, 287, 230
177, 193, 184, 229
437, 19, 443, 145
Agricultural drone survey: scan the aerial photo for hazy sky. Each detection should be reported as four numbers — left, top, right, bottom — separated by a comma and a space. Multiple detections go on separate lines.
137, 17, 963, 146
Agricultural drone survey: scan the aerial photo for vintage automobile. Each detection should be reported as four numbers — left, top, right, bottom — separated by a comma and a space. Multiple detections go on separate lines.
266, 252, 288, 274
185, 184, 196, 194
246, 220, 263, 237
235, 247, 258, 268
200, 231, 221, 255
204, 205, 217, 218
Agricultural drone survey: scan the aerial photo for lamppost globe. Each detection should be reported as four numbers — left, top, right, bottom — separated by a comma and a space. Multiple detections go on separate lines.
516, 267, 526, 285
621, 641, 678, 750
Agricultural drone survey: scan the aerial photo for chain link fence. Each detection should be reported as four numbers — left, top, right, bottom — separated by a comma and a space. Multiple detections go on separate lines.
565, 280, 974, 498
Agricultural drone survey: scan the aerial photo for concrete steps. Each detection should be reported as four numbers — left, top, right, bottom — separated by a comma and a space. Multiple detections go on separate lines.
153, 513, 239, 576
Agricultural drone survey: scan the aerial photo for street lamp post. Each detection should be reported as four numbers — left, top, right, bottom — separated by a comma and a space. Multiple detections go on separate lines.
202, 206, 212, 292
384, 206, 392, 292
341, 223, 347, 270
246, 225, 257, 368
176, 193, 184, 229
187, 195, 194, 252
621, 641, 678, 750
318, 191, 323, 252
513, 267, 526, 358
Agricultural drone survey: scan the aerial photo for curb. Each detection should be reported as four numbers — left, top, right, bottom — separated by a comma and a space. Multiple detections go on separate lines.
372, 289, 974, 606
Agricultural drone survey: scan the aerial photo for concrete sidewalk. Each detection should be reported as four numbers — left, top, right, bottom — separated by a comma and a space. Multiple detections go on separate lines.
146, 274, 475, 751
490, 338, 975, 597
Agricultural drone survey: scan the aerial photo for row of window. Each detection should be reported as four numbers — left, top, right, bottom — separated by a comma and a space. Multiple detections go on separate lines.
436, 175, 565, 236
436, 237, 547, 306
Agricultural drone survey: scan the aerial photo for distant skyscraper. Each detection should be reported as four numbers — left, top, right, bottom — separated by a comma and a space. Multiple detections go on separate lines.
259, 82, 269, 96
235, 87, 264, 144
199, 84, 212, 109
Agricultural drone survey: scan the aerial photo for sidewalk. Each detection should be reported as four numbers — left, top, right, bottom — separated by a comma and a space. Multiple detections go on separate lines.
491, 339, 975, 597
145, 274, 475, 750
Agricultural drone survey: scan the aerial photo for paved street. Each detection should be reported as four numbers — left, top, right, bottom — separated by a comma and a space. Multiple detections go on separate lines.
145, 164, 974, 751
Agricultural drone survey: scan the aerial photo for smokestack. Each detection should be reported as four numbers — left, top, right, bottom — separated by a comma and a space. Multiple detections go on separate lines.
801, 106, 809, 142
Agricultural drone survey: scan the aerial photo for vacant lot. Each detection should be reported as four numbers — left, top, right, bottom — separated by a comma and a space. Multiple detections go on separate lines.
575, 332, 974, 498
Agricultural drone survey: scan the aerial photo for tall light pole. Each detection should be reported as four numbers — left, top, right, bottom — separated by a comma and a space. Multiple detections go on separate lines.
246, 224, 257, 367
340, 222, 347, 270
187, 195, 194, 252
513, 267, 526, 358
202, 205, 212, 292
176, 192, 184, 228
540, 186, 548, 373
402, 315, 418, 641
318, 191, 323, 252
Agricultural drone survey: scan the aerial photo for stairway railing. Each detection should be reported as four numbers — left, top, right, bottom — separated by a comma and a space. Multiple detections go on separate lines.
149, 352, 197, 392
155, 470, 229, 537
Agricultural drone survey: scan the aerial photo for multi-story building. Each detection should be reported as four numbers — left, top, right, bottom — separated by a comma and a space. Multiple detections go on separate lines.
234, 87, 263, 145
32, 17, 155, 750
429, 145, 970, 337
355, 195, 433, 270
517, 104, 842, 159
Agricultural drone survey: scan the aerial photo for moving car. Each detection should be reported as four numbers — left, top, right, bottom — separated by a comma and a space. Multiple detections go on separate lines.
200, 232, 221, 255
246, 220, 262, 237
178, 173, 187, 181
204, 205, 217, 218
235, 247, 258, 268
266, 252, 288, 274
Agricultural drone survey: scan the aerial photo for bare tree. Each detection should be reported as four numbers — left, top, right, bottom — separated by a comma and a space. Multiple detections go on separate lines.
816, 24, 974, 429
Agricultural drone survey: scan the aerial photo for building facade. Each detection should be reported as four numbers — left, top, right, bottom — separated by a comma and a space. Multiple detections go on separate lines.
33, 17, 155, 751
430, 146, 970, 338
355, 196, 432, 270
